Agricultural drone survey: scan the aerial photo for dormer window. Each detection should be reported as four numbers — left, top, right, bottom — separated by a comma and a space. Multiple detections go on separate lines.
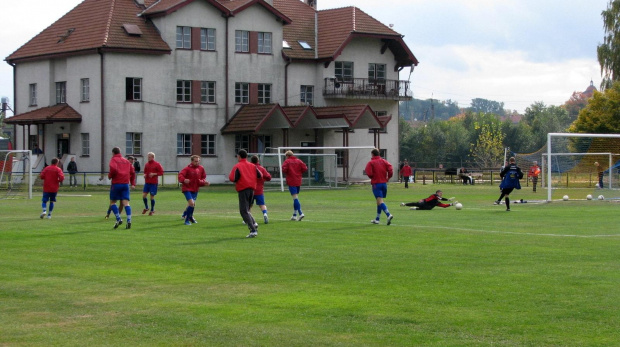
298, 41, 311, 50
123, 24, 142, 36
283, 40, 291, 49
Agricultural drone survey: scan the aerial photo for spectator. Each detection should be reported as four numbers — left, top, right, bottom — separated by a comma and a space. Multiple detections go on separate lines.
400, 159, 413, 188
67, 157, 78, 187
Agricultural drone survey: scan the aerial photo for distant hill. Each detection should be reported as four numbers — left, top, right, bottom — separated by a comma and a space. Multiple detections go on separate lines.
399, 99, 461, 121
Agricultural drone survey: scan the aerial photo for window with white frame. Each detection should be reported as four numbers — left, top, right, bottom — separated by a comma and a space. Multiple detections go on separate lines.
335, 149, 345, 167
201, 134, 216, 155
126, 77, 142, 101
29, 83, 37, 106
200, 28, 216, 51
235, 135, 249, 155
335, 61, 353, 82
177, 133, 192, 155
81, 133, 90, 156
235, 30, 249, 52
300, 85, 313, 105
258, 32, 272, 54
368, 63, 386, 84
176, 26, 191, 49
200, 81, 215, 103
55, 81, 66, 104
177, 80, 192, 102
258, 84, 271, 104
126, 132, 142, 155
235, 82, 249, 104
80, 78, 90, 102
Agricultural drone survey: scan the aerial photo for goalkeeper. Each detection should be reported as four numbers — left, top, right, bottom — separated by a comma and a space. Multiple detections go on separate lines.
400, 190, 456, 210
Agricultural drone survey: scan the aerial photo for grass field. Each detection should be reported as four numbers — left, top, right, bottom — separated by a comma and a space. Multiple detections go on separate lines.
1, 183, 620, 346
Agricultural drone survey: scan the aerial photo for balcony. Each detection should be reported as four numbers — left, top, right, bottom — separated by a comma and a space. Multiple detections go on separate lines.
323, 78, 412, 101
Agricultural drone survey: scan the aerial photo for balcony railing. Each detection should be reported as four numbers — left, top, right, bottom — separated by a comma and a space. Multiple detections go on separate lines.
323, 78, 411, 100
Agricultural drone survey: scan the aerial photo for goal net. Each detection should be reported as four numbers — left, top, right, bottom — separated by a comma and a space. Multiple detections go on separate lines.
0, 150, 33, 199
545, 133, 620, 201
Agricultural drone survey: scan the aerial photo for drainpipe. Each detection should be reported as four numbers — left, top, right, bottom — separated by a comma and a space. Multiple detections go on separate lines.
284, 57, 291, 106
11, 62, 17, 150
99, 49, 105, 176
225, 16, 230, 122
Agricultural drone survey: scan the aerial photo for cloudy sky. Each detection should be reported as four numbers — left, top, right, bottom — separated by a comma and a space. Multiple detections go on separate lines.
0, 0, 610, 116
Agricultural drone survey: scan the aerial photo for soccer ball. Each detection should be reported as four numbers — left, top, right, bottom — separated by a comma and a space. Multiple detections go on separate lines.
586, 194, 593, 200
562, 195, 569, 201
454, 203, 463, 210
598, 195, 605, 200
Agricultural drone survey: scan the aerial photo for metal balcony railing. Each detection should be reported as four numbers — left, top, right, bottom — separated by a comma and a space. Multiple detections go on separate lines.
323, 78, 411, 100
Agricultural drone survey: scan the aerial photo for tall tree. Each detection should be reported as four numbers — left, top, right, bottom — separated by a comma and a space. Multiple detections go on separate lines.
522, 102, 571, 149
469, 98, 505, 115
598, 0, 620, 90
470, 122, 505, 168
569, 81, 620, 133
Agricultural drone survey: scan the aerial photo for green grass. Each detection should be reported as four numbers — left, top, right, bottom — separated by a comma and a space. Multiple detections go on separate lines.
1, 184, 620, 346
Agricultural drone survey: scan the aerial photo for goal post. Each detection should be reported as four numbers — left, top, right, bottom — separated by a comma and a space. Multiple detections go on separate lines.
546, 133, 620, 201
275, 146, 376, 191
249, 152, 338, 191
0, 150, 33, 199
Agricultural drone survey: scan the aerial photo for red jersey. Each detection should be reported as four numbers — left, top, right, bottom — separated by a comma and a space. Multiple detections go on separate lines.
39, 164, 65, 193
253, 163, 272, 195
178, 163, 207, 192
423, 194, 451, 208
400, 165, 413, 177
229, 158, 262, 192
143, 160, 164, 184
365, 155, 393, 184
282, 156, 308, 187
528, 165, 540, 177
108, 153, 136, 185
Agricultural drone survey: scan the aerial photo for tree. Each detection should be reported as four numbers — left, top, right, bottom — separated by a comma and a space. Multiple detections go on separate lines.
470, 122, 505, 168
569, 81, 620, 133
522, 102, 571, 149
598, 0, 620, 90
564, 91, 589, 120
469, 98, 505, 115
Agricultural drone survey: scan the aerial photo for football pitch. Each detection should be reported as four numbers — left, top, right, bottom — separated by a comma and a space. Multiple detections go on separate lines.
1, 183, 619, 346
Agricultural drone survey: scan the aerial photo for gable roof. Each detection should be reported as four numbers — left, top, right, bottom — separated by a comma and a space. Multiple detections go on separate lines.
221, 104, 292, 134
273, 0, 317, 60
5, 104, 82, 125
6, 0, 171, 64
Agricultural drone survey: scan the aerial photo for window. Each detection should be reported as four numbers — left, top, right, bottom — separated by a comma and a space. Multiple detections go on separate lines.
29, 84, 37, 106
235, 30, 249, 52
201, 134, 216, 155
80, 78, 90, 102
200, 81, 215, 103
177, 133, 192, 155
258, 32, 272, 54
81, 133, 90, 156
177, 80, 192, 103
235, 135, 249, 155
258, 84, 271, 104
335, 149, 345, 167
200, 28, 216, 51
256, 135, 271, 153
300, 85, 313, 105
126, 78, 142, 101
126, 132, 142, 155
235, 82, 249, 104
298, 41, 312, 50
55, 82, 66, 104
368, 63, 386, 84
380, 149, 387, 160
176, 26, 191, 49
335, 61, 353, 82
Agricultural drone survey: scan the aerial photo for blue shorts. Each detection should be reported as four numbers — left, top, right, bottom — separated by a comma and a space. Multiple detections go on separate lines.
183, 191, 198, 201
288, 186, 301, 195
371, 183, 388, 198
110, 184, 130, 201
254, 194, 266, 206
42, 192, 57, 203
143, 183, 158, 196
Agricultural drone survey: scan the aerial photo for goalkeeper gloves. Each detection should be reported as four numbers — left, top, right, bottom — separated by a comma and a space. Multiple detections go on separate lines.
448, 197, 455, 201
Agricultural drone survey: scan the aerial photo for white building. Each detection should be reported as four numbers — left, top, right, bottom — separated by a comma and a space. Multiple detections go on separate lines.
5, 0, 417, 182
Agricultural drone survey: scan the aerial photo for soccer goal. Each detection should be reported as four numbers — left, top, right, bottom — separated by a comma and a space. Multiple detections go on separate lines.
0, 150, 33, 199
545, 133, 620, 201
272, 146, 375, 191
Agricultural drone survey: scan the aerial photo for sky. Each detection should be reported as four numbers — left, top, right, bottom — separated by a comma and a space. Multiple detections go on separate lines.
0, 0, 611, 116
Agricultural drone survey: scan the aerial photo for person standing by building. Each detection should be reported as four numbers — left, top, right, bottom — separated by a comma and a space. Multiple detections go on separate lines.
365, 148, 394, 225
400, 190, 455, 210
142, 152, 164, 215
67, 157, 78, 188
178, 155, 208, 225
229, 150, 263, 238
495, 157, 523, 211
129, 156, 141, 174
595, 161, 604, 188
282, 150, 308, 221
400, 159, 412, 188
108, 147, 136, 229
251, 155, 272, 224
528, 161, 540, 192
39, 158, 65, 219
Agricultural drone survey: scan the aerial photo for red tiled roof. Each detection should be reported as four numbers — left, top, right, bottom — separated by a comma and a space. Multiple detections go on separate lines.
221, 104, 292, 134
313, 105, 382, 128
6, 0, 171, 63
273, 0, 317, 60
5, 104, 82, 125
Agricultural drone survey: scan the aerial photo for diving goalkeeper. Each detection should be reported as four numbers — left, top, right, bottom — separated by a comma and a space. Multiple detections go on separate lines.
400, 190, 456, 210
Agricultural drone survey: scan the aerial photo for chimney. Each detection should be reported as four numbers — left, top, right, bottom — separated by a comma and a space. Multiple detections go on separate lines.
305, 0, 317, 10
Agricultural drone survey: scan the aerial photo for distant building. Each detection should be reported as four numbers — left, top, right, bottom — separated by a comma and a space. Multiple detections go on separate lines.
582, 80, 598, 99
